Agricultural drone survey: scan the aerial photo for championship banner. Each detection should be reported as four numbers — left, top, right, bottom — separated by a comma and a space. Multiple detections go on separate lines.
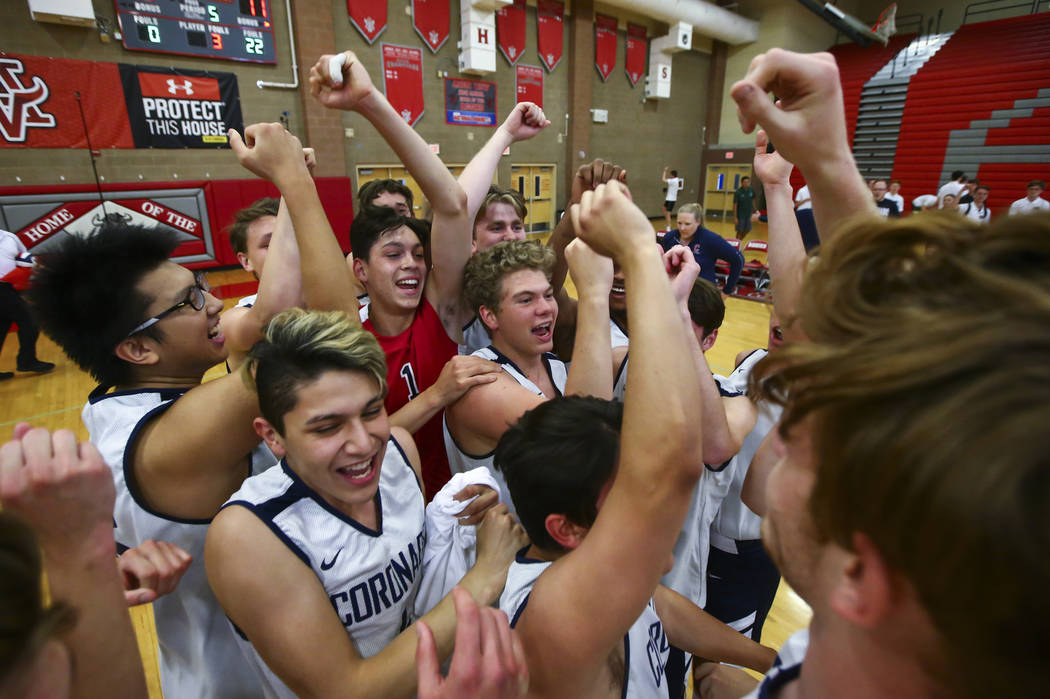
444, 78, 497, 126
536, 0, 564, 72
412, 0, 450, 53
515, 64, 543, 108
595, 14, 618, 81
0, 54, 134, 149
347, 0, 387, 44
119, 65, 242, 148
382, 44, 424, 126
496, 0, 527, 65
625, 23, 647, 86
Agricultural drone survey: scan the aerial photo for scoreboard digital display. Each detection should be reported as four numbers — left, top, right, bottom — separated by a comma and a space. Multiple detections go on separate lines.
115, 0, 277, 64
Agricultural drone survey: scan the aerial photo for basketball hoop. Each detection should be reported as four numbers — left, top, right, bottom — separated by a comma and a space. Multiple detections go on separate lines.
873, 3, 898, 40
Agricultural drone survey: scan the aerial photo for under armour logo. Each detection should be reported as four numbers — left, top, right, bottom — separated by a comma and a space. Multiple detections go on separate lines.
0, 58, 56, 143
320, 548, 343, 571
166, 78, 194, 96
364, 16, 375, 33
401, 109, 412, 123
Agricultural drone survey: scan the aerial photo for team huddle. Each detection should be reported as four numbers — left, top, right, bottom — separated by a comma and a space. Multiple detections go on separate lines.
1, 47, 1047, 699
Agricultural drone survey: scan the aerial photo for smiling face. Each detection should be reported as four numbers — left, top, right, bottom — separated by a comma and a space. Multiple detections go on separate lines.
262, 370, 390, 519
131, 261, 227, 375
353, 225, 427, 315
481, 269, 558, 357
609, 264, 626, 313
237, 215, 275, 280
474, 202, 526, 252
676, 211, 700, 241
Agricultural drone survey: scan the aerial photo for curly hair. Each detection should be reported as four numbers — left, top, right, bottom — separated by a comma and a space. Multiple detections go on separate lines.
462, 240, 554, 315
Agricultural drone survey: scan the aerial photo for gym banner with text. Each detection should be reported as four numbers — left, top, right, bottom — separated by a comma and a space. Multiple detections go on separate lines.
536, 0, 564, 72
382, 44, 425, 126
595, 14, 618, 81
444, 78, 497, 126
119, 65, 243, 148
0, 54, 134, 148
626, 23, 647, 86
515, 64, 543, 108
347, 0, 387, 44
412, 0, 450, 53
497, 0, 527, 65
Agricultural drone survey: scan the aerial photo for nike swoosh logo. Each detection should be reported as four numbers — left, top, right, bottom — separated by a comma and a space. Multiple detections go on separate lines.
320, 548, 342, 571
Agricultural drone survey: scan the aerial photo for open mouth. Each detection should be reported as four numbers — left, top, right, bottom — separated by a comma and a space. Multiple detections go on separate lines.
335, 454, 378, 485
532, 322, 553, 341
207, 325, 224, 343
395, 278, 420, 294
610, 283, 626, 297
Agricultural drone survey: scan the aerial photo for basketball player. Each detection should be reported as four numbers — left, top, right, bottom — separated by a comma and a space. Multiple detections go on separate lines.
717, 47, 1050, 699
28, 121, 353, 698
444, 238, 617, 513
493, 180, 775, 698
205, 308, 526, 699
310, 52, 506, 497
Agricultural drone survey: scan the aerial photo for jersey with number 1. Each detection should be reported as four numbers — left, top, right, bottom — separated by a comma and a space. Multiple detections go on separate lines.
363, 299, 457, 500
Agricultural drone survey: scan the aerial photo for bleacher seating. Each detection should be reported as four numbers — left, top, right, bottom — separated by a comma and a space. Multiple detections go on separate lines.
891, 12, 1050, 215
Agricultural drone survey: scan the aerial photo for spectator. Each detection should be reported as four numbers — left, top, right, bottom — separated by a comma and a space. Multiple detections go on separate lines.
959, 179, 978, 205
941, 193, 961, 213
962, 185, 992, 224
0, 229, 54, 379
912, 193, 938, 211
872, 179, 901, 217
937, 170, 967, 207
733, 176, 756, 238
794, 184, 819, 251
885, 179, 905, 213
1008, 180, 1049, 216
661, 167, 685, 232
659, 203, 744, 295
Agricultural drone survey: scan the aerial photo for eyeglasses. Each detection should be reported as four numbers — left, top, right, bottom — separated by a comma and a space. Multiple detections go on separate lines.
127, 272, 211, 337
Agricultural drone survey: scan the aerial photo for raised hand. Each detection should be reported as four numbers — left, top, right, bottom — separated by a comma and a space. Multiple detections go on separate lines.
663, 245, 701, 306
752, 130, 794, 188
308, 50, 379, 112
500, 102, 551, 142
229, 123, 309, 188
569, 181, 652, 262
571, 158, 628, 205
565, 238, 613, 299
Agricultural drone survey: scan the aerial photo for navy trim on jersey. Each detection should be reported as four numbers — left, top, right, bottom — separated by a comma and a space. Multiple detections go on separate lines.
620, 634, 630, 699
614, 351, 629, 388
444, 419, 496, 460
122, 398, 215, 525
116, 541, 130, 555
705, 458, 733, 473
508, 546, 547, 628
462, 315, 481, 333
278, 458, 385, 537
486, 346, 564, 398
510, 593, 531, 629
611, 315, 628, 340
223, 494, 313, 569
717, 383, 743, 399
389, 435, 424, 496
733, 348, 762, 373
88, 384, 187, 405
757, 662, 802, 698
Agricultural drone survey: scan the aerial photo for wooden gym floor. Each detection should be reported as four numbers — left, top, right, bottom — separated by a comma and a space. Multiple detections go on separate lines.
2, 223, 809, 697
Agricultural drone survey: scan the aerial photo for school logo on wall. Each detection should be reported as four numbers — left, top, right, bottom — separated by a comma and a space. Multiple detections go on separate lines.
0, 58, 56, 143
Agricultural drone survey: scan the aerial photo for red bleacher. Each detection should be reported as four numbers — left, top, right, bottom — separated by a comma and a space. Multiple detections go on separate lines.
891, 12, 1050, 215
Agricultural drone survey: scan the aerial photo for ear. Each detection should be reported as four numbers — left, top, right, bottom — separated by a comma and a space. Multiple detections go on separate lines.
701, 328, 718, 353
478, 304, 499, 333
254, 417, 286, 458
114, 335, 161, 368
352, 255, 368, 287
544, 513, 588, 551
236, 251, 254, 274
828, 531, 895, 628
470, 236, 479, 254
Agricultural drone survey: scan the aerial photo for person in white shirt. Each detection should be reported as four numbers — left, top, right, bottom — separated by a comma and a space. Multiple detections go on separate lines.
1008, 180, 1049, 216
662, 166, 685, 232
962, 184, 992, 224
793, 184, 819, 251
937, 170, 967, 207
885, 179, 905, 214
912, 193, 938, 211
0, 229, 53, 378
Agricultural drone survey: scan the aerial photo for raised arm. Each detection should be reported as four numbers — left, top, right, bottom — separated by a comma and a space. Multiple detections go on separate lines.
753, 130, 807, 341
730, 49, 876, 241
1, 426, 148, 699
661, 166, 670, 183
562, 239, 614, 399
459, 103, 550, 218
519, 182, 703, 692
309, 52, 471, 331
230, 124, 359, 318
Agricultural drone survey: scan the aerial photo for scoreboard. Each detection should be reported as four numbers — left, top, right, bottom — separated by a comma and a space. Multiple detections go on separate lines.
115, 0, 277, 64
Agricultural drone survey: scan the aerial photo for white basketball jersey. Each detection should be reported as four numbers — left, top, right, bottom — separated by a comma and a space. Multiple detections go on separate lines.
444, 346, 567, 516
610, 317, 630, 401
660, 376, 741, 607
712, 349, 783, 542
222, 437, 426, 699
500, 551, 676, 698
81, 387, 275, 699
236, 293, 258, 308
742, 628, 809, 699
458, 315, 492, 355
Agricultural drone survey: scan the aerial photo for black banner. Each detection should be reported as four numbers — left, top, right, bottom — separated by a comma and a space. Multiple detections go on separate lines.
118, 64, 243, 148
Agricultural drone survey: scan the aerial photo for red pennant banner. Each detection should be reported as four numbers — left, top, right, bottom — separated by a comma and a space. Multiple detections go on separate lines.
536, 0, 564, 72
412, 0, 449, 53
347, 0, 387, 44
0, 54, 134, 149
625, 23, 646, 86
515, 64, 543, 108
381, 44, 424, 126
497, 0, 527, 65
595, 14, 618, 81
